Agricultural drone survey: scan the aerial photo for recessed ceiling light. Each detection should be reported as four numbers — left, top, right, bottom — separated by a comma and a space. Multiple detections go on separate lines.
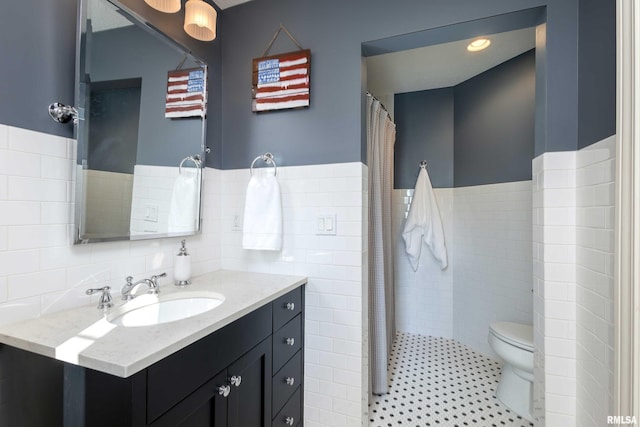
467, 38, 491, 52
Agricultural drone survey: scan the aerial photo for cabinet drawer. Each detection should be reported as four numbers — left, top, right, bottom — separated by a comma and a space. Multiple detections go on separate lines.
272, 350, 302, 415
273, 287, 302, 331
272, 387, 301, 427
272, 314, 302, 372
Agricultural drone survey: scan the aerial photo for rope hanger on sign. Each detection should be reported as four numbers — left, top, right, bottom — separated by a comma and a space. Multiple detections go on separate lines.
261, 24, 305, 57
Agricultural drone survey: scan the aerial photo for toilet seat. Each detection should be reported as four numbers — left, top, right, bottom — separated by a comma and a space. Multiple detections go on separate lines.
489, 322, 533, 352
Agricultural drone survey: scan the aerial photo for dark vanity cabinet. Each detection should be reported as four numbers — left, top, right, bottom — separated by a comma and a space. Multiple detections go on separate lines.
1, 285, 304, 427
271, 289, 304, 427
147, 336, 272, 427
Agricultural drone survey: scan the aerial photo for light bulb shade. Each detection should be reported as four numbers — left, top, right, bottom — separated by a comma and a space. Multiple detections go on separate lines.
144, 0, 181, 13
184, 0, 217, 41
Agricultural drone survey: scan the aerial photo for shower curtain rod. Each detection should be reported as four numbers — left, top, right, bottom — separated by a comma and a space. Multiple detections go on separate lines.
366, 91, 390, 115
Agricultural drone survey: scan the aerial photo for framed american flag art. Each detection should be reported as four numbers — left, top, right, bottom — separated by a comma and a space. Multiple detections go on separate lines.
251, 49, 311, 113
165, 67, 207, 118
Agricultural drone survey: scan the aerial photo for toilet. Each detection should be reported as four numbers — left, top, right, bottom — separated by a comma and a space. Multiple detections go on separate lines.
488, 321, 534, 422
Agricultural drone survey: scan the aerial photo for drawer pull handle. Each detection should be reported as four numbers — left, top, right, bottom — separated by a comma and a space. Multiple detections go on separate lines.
285, 302, 295, 311
285, 376, 295, 386
285, 416, 295, 426
230, 375, 242, 387
217, 385, 231, 397
285, 337, 295, 346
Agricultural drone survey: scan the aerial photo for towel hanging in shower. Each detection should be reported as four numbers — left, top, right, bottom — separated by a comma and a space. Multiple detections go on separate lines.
402, 165, 448, 271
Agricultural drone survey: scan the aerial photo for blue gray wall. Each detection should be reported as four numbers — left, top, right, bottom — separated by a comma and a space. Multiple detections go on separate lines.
394, 50, 535, 189
577, 0, 615, 149
454, 50, 535, 187
219, 0, 588, 169
91, 26, 203, 167
0, 0, 614, 170
394, 88, 454, 189
88, 83, 141, 174
0, 0, 77, 138
116, 0, 223, 168
0, 0, 223, 168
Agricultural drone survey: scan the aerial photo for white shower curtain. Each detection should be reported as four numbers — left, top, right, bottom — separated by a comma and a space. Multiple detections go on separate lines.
367, 94, 396, 395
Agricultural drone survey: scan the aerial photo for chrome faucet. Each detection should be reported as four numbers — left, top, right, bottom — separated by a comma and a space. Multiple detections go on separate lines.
121, 273, 167, 301
86, 286, 114, 310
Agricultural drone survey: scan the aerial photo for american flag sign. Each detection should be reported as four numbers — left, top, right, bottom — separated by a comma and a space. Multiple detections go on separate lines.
165, 67, 207, 118
252, 50, 311, 112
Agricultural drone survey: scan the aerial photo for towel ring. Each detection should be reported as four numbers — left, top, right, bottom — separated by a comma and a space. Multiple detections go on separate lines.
179, 155, 202, 174
250, 152, 278, 176
419, 160, 427, 169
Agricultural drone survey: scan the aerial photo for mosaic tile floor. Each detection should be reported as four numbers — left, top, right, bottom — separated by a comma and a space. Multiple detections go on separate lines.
369, 332, 533, 427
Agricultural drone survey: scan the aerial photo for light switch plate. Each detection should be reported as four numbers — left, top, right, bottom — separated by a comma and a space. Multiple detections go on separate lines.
144, 204, 159, 222
316, 213, 337, 235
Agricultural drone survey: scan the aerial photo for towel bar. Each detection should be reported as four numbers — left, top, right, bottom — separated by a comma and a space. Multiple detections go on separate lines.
250, 152, 278, 176
179, 155, 202, 174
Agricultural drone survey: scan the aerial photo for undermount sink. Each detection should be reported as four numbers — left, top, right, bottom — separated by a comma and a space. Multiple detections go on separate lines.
107, 292, 225, 327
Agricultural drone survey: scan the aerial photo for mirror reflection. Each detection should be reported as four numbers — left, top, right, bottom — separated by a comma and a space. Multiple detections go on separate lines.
76, 0, 207, 243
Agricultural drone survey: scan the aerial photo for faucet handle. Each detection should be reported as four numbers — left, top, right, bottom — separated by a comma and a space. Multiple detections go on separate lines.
126, 276, 133, 285
148, 272, 166, 294
86, 286, 113, 310
151, 272, 167, 281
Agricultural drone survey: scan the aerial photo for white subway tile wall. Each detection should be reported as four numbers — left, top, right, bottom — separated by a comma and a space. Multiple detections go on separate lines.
0, 125, 366, 426
531, 154, 545, 423
393, 181, 533, 355
0, 123, 618, 427
392, 188, 454, 338
575, 135, 615, 427
533, 149, 578, 425
532, 136, 616, 427
0, 124, 222, 326
218, 162, 367, 427
453, 181, 534, 357
129, 164, 196, 236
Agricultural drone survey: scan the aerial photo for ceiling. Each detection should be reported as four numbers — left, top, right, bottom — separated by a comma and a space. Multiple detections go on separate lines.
88, 0, 133, 32
366, 26, 536, 97
89, 0, 251, 33
212, 0, 252, 9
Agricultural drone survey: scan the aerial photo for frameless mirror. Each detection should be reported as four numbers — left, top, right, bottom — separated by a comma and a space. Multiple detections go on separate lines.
74, 0, 207, 243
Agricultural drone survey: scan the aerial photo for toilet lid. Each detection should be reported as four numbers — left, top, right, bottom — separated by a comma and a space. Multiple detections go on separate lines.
490, 322, 533, 351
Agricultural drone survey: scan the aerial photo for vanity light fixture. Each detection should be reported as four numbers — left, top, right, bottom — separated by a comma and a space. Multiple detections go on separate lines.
467, 38, 491, 52
184, 0, 217, 41
144, 0, 181, 13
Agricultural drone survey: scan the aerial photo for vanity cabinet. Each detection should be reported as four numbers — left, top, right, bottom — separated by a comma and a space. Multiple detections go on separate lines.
150, 337, 272, 427
142, 300, 275, 427
0, 284, 305, 427
271, 290, 304, 427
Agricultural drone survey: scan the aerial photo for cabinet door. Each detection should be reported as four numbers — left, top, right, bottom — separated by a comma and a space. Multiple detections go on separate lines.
227, 338, 272, 427
150, 370, 228, 427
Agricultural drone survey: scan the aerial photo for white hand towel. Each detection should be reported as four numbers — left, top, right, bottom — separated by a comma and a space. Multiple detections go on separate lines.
402, 167, 448, 271
242, 174, 283, 250
168, 168, 201, 233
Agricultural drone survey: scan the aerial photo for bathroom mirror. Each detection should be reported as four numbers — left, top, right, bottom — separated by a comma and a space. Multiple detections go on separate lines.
74, 0, 207, 244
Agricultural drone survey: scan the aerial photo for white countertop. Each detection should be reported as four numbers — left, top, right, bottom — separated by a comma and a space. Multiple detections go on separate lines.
0, 270, 306, 378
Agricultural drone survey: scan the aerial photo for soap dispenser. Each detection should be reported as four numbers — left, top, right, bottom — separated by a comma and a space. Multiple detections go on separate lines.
174, 240, 191, 286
